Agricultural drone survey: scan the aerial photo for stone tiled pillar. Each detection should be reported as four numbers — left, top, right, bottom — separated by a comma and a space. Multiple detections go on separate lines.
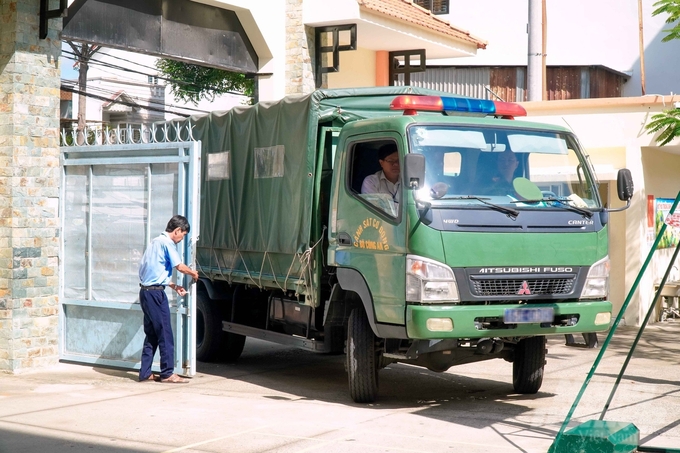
0, 0, 62, 372
285, 0, 316, 95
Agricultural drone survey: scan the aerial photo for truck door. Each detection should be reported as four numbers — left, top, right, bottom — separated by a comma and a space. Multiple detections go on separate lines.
328, 134, 407, 327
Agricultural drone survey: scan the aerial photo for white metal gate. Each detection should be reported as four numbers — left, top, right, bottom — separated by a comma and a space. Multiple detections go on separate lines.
59, 124, 201, 376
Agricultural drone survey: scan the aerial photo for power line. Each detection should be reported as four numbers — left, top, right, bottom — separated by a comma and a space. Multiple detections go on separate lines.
60, 76, 214, 115
60, 84, 191, 117
61, 49, 250, 98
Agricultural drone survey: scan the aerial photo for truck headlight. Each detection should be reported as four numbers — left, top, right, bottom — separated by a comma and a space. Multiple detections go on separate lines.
406, 255, 459, 303
580, 256, 610, 299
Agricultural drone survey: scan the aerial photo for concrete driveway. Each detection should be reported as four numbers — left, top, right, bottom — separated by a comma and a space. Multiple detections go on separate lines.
1, 322, 679, 453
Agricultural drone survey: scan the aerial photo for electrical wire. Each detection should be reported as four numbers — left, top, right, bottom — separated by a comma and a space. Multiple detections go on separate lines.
60, 76, 215, 115
60, 84, 191, 117
60, 46, 251, 119
61, 49, 250, 97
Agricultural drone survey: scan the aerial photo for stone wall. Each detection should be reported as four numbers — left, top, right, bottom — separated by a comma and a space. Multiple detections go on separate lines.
0, 0, 61, 372
284, 0, 316, 95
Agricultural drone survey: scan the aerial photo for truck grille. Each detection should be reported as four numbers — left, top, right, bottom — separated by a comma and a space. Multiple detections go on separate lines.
471, 277, 575, 297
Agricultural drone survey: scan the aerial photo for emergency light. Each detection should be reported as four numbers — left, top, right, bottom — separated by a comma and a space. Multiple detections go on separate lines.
389, 95, 527, 119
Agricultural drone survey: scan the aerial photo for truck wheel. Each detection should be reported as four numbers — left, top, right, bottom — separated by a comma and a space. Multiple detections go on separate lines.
512, 336, 546, 394
196, 286, 245, 362
346, 307, 379, 403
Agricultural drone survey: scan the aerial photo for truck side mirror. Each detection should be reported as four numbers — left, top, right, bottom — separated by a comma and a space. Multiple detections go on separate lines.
404, 154, 425, 190
607, 168, 634, 213
616, 168, 634, 201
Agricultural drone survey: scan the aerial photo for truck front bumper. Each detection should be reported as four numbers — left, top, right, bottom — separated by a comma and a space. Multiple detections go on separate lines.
406, 301, 612, 339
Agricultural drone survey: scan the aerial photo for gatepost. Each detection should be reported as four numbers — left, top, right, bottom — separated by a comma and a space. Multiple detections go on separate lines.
0, 0, 61, 372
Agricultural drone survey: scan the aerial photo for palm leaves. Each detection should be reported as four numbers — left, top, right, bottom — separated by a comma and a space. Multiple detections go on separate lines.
645, 108, 680, 146
653, 0, 680, 42
646, 1, 680, 145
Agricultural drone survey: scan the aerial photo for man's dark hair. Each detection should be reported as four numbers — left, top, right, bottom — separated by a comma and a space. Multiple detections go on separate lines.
378, 143, 398, 161
166, 215, 190, 233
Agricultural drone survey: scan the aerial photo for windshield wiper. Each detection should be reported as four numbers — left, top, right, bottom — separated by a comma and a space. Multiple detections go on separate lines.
441, 195, 519, 219
510, 197, 593, 218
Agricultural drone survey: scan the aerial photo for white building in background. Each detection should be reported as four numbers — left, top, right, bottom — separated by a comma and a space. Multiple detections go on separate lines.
61, 0, 487, 125
437, 0, 680, 97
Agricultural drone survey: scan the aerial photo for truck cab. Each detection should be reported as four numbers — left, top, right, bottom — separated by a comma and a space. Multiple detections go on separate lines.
325, 95, 632, 402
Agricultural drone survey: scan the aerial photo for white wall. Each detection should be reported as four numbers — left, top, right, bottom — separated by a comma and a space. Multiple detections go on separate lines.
523, 99, 680, 325
439, 0, 680, 97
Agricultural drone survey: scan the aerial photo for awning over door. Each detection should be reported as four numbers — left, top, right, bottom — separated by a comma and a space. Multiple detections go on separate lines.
62, 0, 258, 74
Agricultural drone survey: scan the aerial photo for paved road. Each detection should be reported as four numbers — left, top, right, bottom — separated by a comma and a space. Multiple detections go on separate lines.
1, 322, 680, 453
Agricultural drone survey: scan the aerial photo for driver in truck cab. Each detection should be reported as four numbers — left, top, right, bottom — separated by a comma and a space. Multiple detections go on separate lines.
477, 149, 520, 196
361, 143, 401, 203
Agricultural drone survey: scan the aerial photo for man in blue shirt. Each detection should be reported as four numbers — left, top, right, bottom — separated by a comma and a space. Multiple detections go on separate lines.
138, 215, 199, 383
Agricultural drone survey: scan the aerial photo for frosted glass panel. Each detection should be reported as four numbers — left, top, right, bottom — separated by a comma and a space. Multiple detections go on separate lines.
91, 165, 147, 302
63, 166, 88, 299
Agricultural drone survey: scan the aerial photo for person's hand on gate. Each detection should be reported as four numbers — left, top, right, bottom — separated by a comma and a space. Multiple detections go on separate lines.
177, 263, 199, 282
170, 283, 188, 296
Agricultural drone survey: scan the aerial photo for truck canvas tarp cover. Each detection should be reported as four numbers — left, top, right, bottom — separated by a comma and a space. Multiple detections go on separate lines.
179, 87, 444, 298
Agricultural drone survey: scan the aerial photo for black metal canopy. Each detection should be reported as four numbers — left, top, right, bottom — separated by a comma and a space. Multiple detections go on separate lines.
62, 0, 258, 74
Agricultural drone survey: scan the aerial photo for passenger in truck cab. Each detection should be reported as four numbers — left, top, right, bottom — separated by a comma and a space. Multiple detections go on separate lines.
476, 149, 519, 196
361, 143, 401, 204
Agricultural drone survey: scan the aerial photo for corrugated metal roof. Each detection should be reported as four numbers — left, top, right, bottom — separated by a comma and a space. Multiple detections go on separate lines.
395, 67, 492, 99
357, 0, 487, 49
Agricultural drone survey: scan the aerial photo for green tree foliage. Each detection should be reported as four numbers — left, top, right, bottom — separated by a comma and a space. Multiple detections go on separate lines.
653, 0, 680, 42
156, 59, 254, 105
644, 1, 680, 145
646, 108, 680, 146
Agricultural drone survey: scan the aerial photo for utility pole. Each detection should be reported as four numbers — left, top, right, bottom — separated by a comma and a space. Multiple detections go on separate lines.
542, 0, 547, 100
638, 0, 646, 95
68, 42, 100, 144
527, 0, 543, 101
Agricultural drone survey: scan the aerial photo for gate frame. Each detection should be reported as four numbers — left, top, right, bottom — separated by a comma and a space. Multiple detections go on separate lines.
59, 125, 201, 377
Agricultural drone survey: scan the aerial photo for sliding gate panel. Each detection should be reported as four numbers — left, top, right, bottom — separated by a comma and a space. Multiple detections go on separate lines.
60, 140, 201, 376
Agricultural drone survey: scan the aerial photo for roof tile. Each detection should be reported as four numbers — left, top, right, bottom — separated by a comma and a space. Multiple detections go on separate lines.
357, 0, 486, 49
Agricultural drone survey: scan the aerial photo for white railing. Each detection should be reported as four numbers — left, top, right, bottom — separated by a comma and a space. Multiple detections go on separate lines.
60, 120, 195, 147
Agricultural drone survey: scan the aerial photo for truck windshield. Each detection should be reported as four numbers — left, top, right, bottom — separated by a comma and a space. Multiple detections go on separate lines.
407, 124, 602, 210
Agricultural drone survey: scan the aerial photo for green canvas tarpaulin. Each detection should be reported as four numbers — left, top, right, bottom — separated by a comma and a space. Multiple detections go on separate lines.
180, 86, 448, 302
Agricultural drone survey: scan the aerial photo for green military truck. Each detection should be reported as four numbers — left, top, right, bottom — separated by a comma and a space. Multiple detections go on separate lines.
189, 87, 633, 403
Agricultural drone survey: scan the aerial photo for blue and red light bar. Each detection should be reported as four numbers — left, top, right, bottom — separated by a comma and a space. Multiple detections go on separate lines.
389, 95, 527, 119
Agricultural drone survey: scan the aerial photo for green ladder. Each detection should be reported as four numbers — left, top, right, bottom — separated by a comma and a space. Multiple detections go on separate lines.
550, 191, 680, 453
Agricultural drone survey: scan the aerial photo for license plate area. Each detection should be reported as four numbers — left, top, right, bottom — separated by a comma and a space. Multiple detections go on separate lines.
504, 307, 554, 324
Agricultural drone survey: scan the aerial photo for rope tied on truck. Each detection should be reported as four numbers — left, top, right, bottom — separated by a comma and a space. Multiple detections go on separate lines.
294, 228, 326, 299
198, 228, 326, 305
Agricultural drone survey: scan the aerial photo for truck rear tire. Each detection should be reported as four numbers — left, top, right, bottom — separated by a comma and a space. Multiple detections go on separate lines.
346, 307, 379, 403
512, 336, 546, 394
196, 286, 245, 363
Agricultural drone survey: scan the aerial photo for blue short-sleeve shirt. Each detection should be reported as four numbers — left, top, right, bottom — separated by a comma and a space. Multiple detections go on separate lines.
138, 232, 182, 286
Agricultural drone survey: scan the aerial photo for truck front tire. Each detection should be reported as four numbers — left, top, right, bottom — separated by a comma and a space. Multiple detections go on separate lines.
512, 336, 546, 394
347, 307, 379, 403
196, 286, 245, 363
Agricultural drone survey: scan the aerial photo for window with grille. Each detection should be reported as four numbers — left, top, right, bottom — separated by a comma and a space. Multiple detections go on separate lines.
414, 0, 449, 15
